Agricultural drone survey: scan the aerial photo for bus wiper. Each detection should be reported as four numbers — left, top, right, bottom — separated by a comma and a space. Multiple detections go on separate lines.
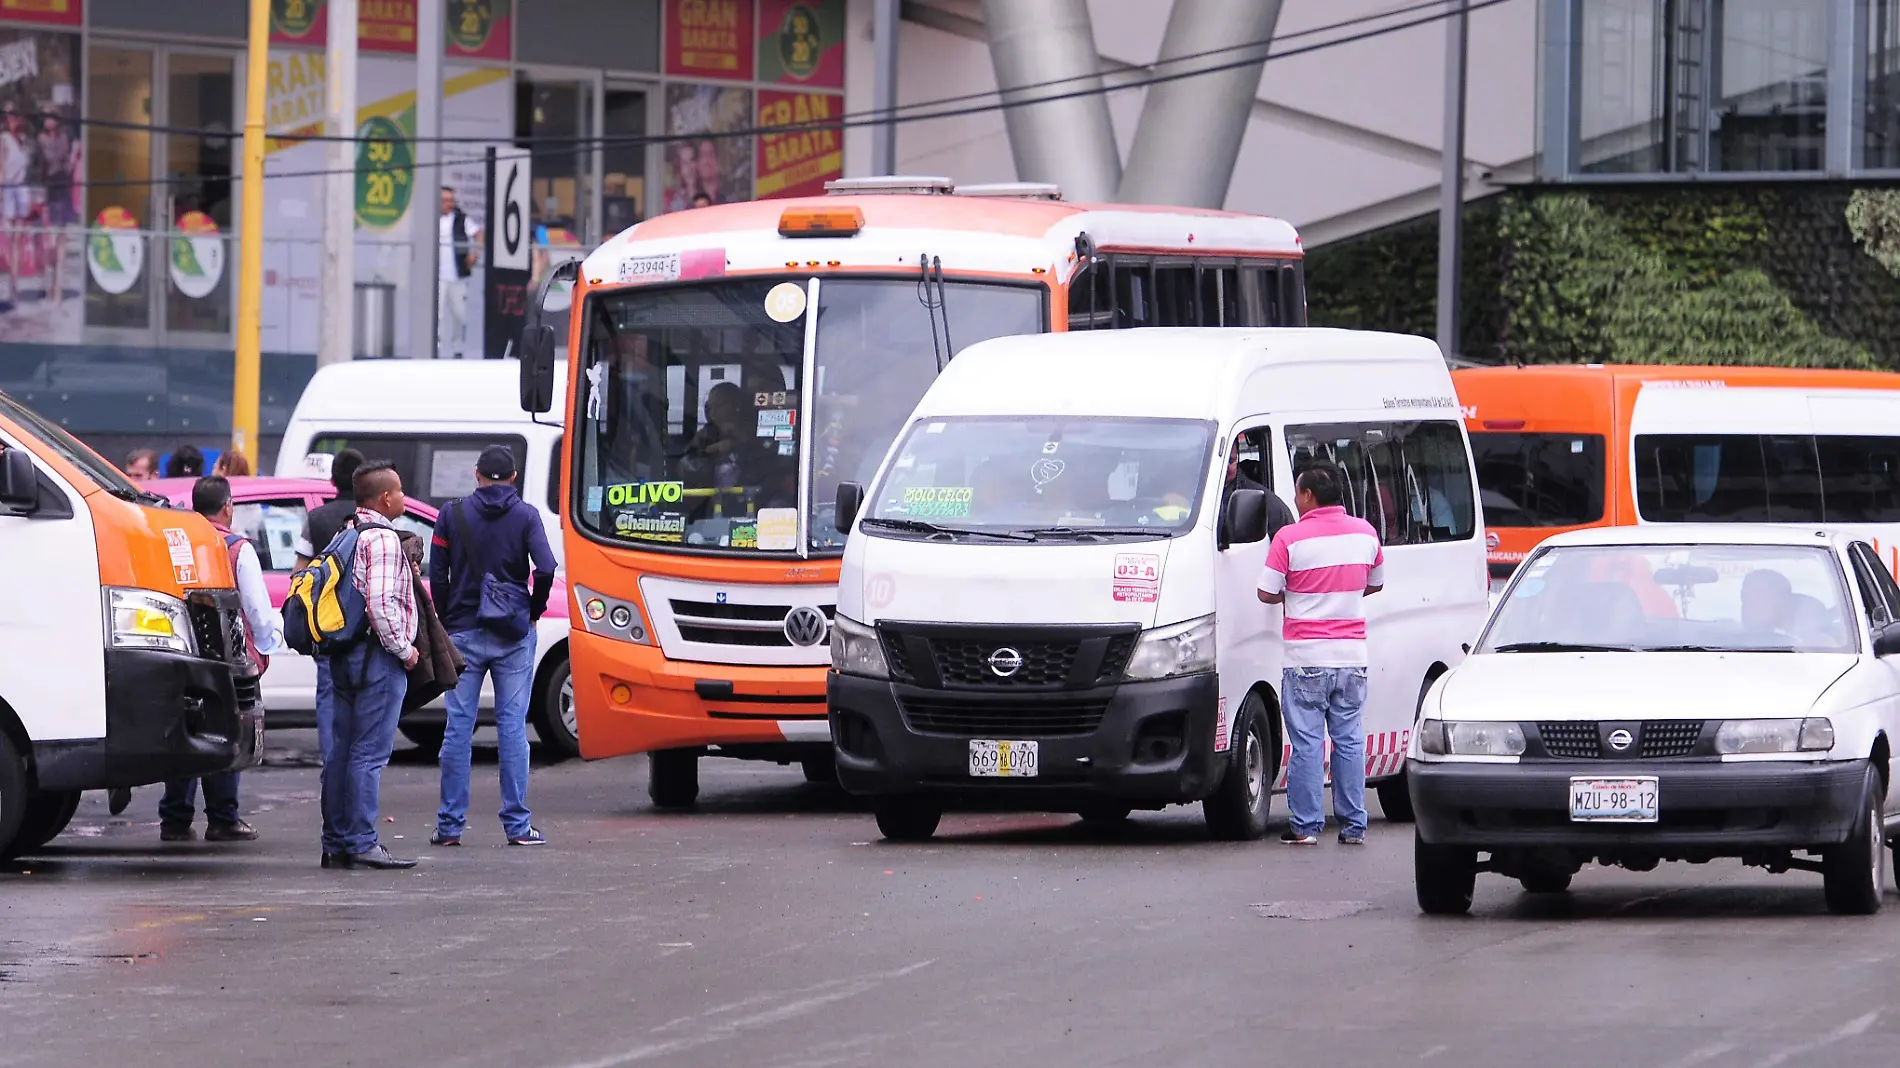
860, 516, 1033, 542
918, 253, 952, 372
1017, 525, 1167, 541
1491, 641, 1636, 653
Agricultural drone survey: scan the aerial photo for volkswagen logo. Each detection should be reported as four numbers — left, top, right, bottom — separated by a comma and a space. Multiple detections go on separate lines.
987, 647, 1024, 678
783, 606, 830, 648
1607, 728, 1633, 752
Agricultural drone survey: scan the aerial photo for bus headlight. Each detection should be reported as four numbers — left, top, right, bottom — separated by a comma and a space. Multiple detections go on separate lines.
1124, 615, 1216, 681
573, 584, 650, 645
830, 615, 889, 679
104, 587, 195, 655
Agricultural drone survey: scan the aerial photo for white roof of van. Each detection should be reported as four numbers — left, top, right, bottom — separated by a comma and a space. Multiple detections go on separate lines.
914, 328, 1445, 421
288, 358, 567, 426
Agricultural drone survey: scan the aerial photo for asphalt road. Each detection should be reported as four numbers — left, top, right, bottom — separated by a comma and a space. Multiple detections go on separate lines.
4, 731, 1900, 1068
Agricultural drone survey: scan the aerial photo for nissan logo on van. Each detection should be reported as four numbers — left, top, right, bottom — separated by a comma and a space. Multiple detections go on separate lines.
988, 648, 1024, 678
783, 606, 829, 648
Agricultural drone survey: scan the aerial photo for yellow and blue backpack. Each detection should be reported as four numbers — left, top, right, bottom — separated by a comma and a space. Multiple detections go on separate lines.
283, 525, 370, 656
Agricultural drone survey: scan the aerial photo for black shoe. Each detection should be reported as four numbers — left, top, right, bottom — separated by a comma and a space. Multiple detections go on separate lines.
320, 852, 346, 869
428, 830, 461, 847
341, 846, 418, 870
108, 787, 132, 816
1279, 829, 1319, 845
160, 824, 196, 843
205, 819, 258, 842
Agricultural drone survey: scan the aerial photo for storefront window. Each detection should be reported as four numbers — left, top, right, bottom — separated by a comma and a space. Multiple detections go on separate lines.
516, 76, 594, 244
86, 44, 151, 330
1578, 0, 1667, 173
163, 52, 234, 336
1710, 0, 1828, 171
1868, 0, 1900, 167
602, 87, 647, 236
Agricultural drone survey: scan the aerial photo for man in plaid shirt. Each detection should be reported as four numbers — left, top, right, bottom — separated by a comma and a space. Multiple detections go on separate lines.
317, 461, 420, 871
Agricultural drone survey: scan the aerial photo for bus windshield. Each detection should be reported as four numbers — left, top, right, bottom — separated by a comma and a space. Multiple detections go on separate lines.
571, 275, 1045, 555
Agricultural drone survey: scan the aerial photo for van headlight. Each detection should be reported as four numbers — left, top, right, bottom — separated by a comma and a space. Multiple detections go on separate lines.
1715, 718, 1834, 755
104, 587, 195, 655
830, 615, 889, 679
1124, 615, 1216, 681
1418, 720, 1525, 757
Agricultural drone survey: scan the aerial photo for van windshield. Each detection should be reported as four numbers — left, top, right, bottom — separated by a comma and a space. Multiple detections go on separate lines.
0, 389, 142, 498
866, 416, 1216, 538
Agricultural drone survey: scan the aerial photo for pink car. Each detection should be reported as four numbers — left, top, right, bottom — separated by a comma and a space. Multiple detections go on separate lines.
150, 477, 577, 759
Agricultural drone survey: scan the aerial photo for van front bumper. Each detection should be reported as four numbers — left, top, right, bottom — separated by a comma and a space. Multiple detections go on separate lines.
32, 648, 263, 791
828, 670, 1222, 808
1410, 758, 1867, 852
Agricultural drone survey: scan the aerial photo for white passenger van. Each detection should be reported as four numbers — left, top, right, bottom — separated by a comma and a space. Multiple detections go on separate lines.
826, 329, 1489, 840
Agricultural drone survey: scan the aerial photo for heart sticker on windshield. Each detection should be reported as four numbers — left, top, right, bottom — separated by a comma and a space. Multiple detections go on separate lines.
1030, 458, 1066, 489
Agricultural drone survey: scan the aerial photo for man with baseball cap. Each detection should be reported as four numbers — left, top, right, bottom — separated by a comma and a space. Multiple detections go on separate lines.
428, 444, 557, 846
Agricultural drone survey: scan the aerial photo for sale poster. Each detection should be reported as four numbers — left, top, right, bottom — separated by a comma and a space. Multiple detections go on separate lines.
757, 0, 843, 89
446, 0, 511, 61
269, 0, 326, 46
358, 0, 418, 54
665, 0, 755, 81
755, 91, 843, 200
663, 83, 753, 212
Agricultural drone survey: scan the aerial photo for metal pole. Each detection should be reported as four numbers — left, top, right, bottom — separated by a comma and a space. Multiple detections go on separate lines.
231, 0, 270, 458
871, 0, 899, 175
411, 0, 443, 358
319, 0, 358, 369
1436, 0, 1469, 361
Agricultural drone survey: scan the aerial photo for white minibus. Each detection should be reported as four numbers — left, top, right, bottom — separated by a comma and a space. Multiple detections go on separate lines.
826, 328, 1489, 840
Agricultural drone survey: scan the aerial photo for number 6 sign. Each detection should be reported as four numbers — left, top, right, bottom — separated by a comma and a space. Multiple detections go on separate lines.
490, 152, 532, 273
484, 146, 535, 359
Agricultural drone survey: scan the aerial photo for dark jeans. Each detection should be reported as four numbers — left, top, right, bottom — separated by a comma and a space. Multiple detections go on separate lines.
159, 773, 240, 828
315, 643, 408, 855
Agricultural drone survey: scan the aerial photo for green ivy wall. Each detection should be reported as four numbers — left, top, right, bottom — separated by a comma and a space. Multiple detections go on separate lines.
1304, 185, 1900, 369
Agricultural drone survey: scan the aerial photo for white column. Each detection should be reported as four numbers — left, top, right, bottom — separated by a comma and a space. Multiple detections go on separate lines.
978, 0, 1121, 201
410, 0, 444, 357
318, 0, 358, 368
871, 0, 900, 175
1827, 0, 1861, 176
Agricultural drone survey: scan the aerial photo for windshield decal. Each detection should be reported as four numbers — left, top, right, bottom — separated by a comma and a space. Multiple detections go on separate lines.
605, 481, 685, 507
900, 486, 973, 518
764, 281, 807, 322
1030, 458, 1065, 489
756, 409, 795, 436
164, 528, 199, 585
754, 390, 791, 408
728, 522, 757, 549
612, 511, 686, 542
757, 508, 797, 551
1112, 553, 1160, 603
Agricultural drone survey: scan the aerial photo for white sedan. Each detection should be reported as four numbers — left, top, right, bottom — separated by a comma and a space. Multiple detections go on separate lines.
1409, 524, 1900, 916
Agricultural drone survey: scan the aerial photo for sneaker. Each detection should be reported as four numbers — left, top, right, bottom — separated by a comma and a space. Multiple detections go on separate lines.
507, 827, 548, 846
1280, 829, 1319, 845
159, 824, 196, 843
205, 819, 258, 842
428, 830, 461, 847
1338, 832, 1366, 846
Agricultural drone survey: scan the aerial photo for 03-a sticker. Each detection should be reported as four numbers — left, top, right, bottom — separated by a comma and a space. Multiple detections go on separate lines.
764, 281, 807, 323
1215, 696, 1230, 752
605, 481, 684, 506
1112, 553, 1160, 603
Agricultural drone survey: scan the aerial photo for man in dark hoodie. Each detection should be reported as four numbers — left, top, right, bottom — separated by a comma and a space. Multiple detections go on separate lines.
428, 445, 557, 846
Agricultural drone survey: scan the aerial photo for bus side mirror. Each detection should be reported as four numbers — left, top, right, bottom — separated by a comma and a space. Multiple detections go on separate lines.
835, 482, 864, 535
1223, 488, 1267, 545
0, 448, 34, 508
519, 324, 555, 414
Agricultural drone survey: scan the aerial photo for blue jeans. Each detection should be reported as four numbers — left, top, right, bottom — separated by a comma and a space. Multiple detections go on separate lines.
159, 773, 239, 828
315, 643, 408, 855
1283, 666, 1369, 838
437, 628, 536, 839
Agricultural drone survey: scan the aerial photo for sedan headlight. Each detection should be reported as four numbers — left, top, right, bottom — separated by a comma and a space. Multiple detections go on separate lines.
1124, 615, 1216, 681
1418, 720, 1526, 757
104, 587, 195, 655
830, 615, 889, 679
1715, 718, 1834, 755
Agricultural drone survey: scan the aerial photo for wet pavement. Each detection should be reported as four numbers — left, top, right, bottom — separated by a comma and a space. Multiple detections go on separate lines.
4, 730, 1899, 1067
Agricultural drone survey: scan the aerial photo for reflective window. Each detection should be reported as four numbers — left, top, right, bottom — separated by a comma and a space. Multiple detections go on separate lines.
230, 499, 310, 571
1869, 0, 1900, 166
1286, 421, 1475, 546
1637, 433, 1900, 523
1712, 0, 1828, 172
307, 433, 529, 511
1578, 0, 1666, 173
1066, 257, 1303, 330
1470, 432, 1607, 527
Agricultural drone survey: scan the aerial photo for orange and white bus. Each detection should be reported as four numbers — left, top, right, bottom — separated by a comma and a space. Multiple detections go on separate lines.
1455, 363, 1900, 588
516, 176, 1307, 806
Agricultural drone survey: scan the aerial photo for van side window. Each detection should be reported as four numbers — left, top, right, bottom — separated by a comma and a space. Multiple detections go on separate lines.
1285, 420, 1474, 546
1818, 436, 1900, 522
1398, 421, 1476, 542
1223, 427, 1271, 497
1635, 433, 1833, 523
309, 433, 530, 510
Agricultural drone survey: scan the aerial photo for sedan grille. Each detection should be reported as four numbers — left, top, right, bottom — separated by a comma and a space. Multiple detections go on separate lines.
1537, 722, 1600, 759
1534, 720, 1708, 759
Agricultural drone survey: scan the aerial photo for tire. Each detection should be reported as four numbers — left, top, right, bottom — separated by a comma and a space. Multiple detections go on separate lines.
801, 752, 837, 785
531, 654, 580, 762
11, 790, 80, 855
1076, 803, 1133, 824
399, 723, 445, 760
1823, 768, 1884, 916
1415, 830, 1477, 915
1518, 869, 1572, 894
0, 733, 31, 861
1203, 693, 1273, 841
648, 748, 700, 809
1377, 772, 1416, 823
873, 797, 941, 841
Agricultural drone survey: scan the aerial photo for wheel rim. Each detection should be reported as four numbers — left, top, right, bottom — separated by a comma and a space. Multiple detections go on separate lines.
1244, 724, 1265, 808
1871, 793, 1883, 899
558, 675, 576, 738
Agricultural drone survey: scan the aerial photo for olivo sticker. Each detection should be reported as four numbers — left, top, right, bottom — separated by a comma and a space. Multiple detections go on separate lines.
903, 485, 974, 518
606, 481, 684, 507
764, 281, 807, 323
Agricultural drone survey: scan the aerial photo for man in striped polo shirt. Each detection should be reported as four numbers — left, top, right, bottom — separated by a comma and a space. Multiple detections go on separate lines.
1257, 463, 1385, 846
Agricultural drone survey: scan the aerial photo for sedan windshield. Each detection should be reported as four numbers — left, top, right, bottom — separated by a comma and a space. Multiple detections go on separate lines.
1479, 544, 1856, 655
867, 416, 1216, 538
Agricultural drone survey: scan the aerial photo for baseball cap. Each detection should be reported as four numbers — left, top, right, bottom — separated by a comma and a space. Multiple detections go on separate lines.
476, 444, 518, 480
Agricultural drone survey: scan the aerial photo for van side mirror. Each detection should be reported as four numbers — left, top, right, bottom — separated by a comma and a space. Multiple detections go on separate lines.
1876, 623, 1900, 658
834, 482, 864, 535
1223, 488, 1267, 545
519, 324, 556, 414
0, 448, 35, 508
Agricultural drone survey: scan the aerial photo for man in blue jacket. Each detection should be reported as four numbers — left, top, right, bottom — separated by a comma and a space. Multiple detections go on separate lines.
429, 445, 557, 846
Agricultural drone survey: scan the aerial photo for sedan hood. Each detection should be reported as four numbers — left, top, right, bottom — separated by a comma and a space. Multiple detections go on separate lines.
1441, 652, 1857, 721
